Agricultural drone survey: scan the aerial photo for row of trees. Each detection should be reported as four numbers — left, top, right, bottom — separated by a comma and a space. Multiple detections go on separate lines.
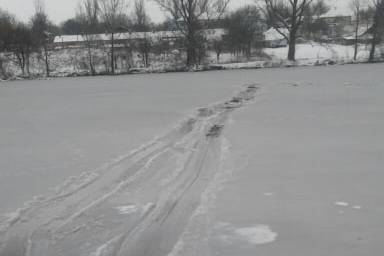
368, 0, 384, 61
0, 0, 53, 77
263, 0, 384, 62
76, 0, 154, 74
0, 0, 384, 78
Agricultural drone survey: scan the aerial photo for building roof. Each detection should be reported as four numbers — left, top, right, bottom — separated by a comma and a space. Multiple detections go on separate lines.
53, 31, 183, 44
53, 29, 227, 44
343, 26, 373, 40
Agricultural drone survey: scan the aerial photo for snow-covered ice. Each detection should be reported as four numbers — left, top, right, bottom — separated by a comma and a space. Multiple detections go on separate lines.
234, 225, 278, 245
334, 201, 350, 207
1, 63, 384, 256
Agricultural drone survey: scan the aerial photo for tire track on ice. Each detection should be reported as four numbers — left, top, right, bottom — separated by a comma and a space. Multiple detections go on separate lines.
0, 84, 259, 256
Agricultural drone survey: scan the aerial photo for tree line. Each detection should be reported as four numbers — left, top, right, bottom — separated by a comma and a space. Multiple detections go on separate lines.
0, 0, 383, 78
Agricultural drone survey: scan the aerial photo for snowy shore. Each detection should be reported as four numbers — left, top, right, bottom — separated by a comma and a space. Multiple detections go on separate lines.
1, 42, 383, 81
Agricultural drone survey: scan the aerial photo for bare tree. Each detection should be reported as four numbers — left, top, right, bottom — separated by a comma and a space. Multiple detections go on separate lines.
154, 0, 230, 67
360, 6, 376, 32
0, 9, 15, 78
261, 0, 314, 61
12, 23, 33, 76
225, 5, 264, 60
77, 0, 100, 75
369, 0, 384, 62
212, 39, 225, 62
350, 0, 362, 60
133, 0, 151, 67
31, 0, 52, 77
133, 0, 150, 31
301, 0, 330, 39
99, 0, 127, 74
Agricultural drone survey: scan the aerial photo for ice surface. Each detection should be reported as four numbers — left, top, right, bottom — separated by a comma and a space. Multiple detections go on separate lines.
334, 202, 350, 207
1, 63, 384, 256
0, 71, 243, 216
212, 63, 384, 255
234, 225, 278, 245
115, 205, 139, 215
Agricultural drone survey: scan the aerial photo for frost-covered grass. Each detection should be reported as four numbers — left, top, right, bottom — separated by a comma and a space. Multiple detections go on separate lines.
209, 43, 384, 70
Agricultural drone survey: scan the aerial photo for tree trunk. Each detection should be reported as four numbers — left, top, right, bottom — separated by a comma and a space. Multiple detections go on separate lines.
26, 53, 30, 76
353, 16, 360, 61
145, 49, 149, 68
0, 58, 5, 79
186, 43, 195, 67
369, 22, 378, 62
353, 35, 358, 61
16, 53, 24, 75
287, 27, 297, 61
87, 44, 95, 75
287, 38, 296, 61
111, 33, 115, 74
43, 45, 50, 77
21, 52, 26, 76
186, 24, 197, 67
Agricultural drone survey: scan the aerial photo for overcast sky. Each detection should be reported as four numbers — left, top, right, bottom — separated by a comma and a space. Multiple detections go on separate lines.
0, 0, 254, 24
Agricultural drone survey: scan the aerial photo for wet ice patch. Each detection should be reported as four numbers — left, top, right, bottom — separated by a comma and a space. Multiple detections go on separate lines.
115, 205, 138, 215
334, 201, 349, 207
215, 222, 278, 246
334, 201, 363, 212
235, 225, 278, 245
115, 203, 155, 216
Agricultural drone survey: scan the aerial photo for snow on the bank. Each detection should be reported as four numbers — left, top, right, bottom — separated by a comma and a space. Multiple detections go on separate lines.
265, 42, 371, 61
208, 43, 383, 71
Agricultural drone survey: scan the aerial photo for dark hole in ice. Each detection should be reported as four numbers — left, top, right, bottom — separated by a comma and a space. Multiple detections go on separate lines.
230, 97, 243, 103
198, 107, 214, 117
206, 124, 224, 137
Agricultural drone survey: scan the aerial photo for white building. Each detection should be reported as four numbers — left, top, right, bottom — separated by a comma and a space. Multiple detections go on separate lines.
53, 29, 227, 49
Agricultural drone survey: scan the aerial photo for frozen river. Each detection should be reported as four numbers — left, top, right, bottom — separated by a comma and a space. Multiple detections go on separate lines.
1, 63, 383, 255
0, 72, 242, 215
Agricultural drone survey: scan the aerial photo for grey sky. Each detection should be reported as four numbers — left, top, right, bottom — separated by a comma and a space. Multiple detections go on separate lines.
0, 0, 254, 24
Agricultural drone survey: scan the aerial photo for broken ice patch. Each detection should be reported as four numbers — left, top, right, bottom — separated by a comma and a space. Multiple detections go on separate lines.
235, 225, 278, 245
115, 203, 155, 216
115, 205, 138, 215
334, 201, 349, 207
215, 222, 278, 245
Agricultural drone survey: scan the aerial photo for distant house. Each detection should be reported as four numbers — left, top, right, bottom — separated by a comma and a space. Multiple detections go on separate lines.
342, 26, 374, 45
319, 5, 353, 25
53, 31, 184, 49
263, 28, 288, 48
53, 29, 227, 49
316, 7, 353, 38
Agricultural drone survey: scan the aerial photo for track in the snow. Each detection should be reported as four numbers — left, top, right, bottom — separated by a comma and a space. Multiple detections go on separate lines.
0, 84, 258, 256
